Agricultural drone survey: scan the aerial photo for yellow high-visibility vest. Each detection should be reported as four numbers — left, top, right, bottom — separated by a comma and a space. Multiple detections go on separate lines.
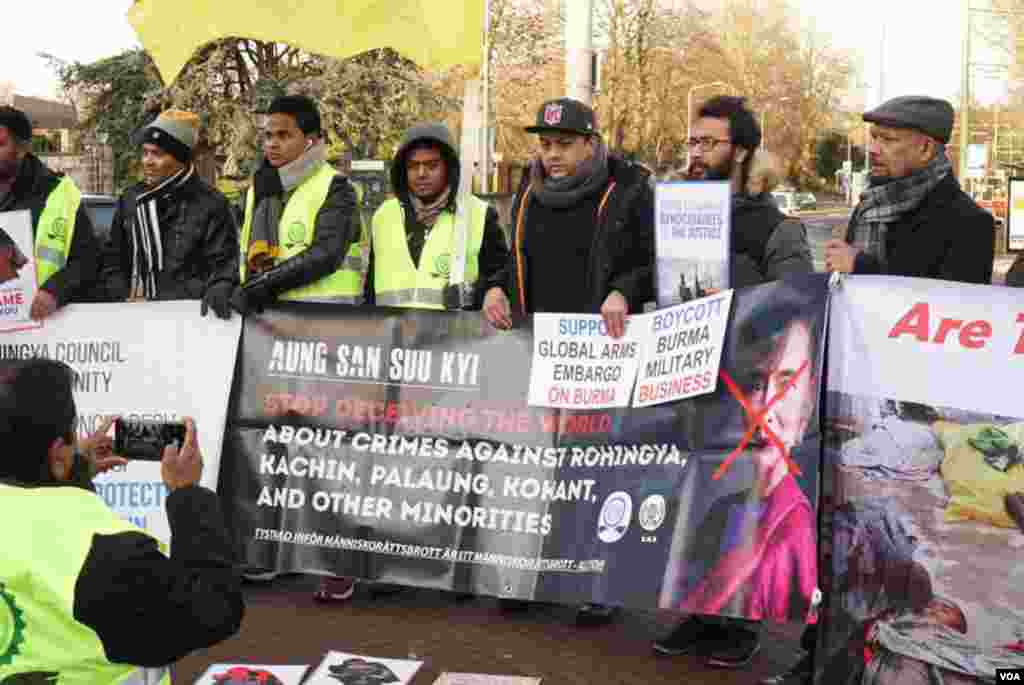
371, 196, 487, 309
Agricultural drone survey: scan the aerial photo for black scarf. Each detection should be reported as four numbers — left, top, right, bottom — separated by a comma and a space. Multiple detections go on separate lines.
529, 138, 611, 209
131, 165, 194, 299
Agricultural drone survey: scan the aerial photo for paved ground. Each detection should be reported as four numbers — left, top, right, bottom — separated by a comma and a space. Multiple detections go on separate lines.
173, 575, 806, 684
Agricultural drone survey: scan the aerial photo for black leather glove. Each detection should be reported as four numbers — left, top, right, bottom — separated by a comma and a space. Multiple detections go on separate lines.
228, 282, 268, 316
200, 281, 234, 320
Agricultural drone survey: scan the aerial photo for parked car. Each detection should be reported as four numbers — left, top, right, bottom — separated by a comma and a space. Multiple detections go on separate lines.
81, 193, 118, 243
772, 191, 800, 216
797, 192, 817, 211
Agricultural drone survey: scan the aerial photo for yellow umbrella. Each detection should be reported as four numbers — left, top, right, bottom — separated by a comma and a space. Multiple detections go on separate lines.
128, 0, 484, 85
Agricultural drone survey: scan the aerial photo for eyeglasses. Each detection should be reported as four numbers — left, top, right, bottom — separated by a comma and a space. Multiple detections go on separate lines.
685, 137, 731, 151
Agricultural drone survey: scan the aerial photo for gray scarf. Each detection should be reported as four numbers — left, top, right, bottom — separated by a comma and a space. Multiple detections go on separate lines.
246, 141, 326, 277
847, 149, 952, 268
529, 138, 610, 209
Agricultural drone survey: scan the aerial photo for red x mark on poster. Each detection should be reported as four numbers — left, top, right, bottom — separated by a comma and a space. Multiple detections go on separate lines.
712, 359, 810, 481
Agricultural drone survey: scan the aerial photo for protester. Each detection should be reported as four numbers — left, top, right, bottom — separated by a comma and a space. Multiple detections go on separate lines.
97, 109, 239, 318
483, 97, 654, 339
0, 106, 99, 319
366, 122, 508, 310
0, 358, 243, 681
231, 94, 364, 315
768, 96, 997, 685
824, 96, 994, 284
653, 95, 813, 669
483, 97, 654, 625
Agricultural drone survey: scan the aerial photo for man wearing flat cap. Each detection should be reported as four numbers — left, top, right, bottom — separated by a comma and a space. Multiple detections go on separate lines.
0, 106, 99, 319
97, 109, 239, 318
824, 95, 994, 285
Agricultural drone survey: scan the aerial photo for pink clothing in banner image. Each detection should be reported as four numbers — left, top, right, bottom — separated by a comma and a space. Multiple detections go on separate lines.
678, 474, 817, 621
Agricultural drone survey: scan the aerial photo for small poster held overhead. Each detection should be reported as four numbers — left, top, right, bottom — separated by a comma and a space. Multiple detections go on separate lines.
654, 181, 730, 308
0, 210, 40, 332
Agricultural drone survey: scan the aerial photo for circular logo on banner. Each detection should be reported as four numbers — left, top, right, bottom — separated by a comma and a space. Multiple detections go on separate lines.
286, 221, 307, 245
638, 494, 667, 532
597, 491, 632, 543
0, 582, 26, 665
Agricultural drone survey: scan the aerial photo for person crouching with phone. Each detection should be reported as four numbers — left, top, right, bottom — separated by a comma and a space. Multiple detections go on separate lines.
0, 359, 243, 682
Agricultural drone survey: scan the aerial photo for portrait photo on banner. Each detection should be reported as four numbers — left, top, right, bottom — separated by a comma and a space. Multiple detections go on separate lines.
656, 274, 828, 623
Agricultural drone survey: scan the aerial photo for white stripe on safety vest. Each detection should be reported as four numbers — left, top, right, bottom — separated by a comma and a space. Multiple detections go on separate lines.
36, 245, 67, 267
376, 287, 446, 306
121, 666, 169, 685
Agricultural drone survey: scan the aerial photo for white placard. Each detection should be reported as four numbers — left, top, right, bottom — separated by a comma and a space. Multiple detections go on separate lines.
305, 651, 423, 685
1, 301, 241, 544
527, 313, 642, 409
632, 290, 732, 407
194, 664, 309, 685
0, 209, 40, 332
1009, 178, 1024, 251
655, 181, 731, 308
433, 674, 541, 685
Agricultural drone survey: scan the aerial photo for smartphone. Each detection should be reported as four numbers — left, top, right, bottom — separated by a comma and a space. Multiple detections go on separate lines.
113, 418, 187, 461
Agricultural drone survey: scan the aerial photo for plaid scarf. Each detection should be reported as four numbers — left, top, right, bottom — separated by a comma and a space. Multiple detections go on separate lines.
131, 165, 194, 299
847, 149, 952, 268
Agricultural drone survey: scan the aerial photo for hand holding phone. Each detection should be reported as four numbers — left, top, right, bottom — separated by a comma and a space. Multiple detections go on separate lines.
161, 417, 202, 491
114, 418, 188, 461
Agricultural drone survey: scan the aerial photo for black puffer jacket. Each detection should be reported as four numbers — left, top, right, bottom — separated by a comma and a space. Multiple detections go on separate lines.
0, 154, 99, 306
508, 155, 655, 315
731, 192, 814, 288
98, 173, 239, 301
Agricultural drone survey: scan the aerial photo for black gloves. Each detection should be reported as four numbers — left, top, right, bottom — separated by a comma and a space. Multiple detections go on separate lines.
228, 277, 270, 317
200, 281, 234, 320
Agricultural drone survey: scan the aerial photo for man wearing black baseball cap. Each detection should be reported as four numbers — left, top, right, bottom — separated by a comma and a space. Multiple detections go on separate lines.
0, 106, 99, 319
483, 97, 654, 339
483, 97, 655, 627
823, 95, 994, 285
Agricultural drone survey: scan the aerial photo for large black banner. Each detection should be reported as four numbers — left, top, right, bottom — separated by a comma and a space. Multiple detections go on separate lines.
221, 274, 830, 621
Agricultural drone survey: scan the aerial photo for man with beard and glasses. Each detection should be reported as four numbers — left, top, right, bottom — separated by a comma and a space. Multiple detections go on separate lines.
232, 94, 364, 315
484, 97, 655, 626
653, 96, 813, 669
824, 96, 993, 285
0, 106, 99, 320
97, 110, 238, 318
683, 96, 812, 289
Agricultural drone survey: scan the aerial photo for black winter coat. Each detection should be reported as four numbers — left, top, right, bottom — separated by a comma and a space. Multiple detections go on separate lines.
846, 173, 994, 284
0, 154, 99, 306
508, 156, 655, 315
731, 192, 814, 289
99, 173, 239, 301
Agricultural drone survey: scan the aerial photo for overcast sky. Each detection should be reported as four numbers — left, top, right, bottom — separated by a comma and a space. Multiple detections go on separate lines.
1, 0, 1009, 107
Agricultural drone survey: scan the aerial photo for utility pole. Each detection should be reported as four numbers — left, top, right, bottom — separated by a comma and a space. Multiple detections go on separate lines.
565, 0, 595, 106
480, 0, 492, 193
959, 0, 972, 181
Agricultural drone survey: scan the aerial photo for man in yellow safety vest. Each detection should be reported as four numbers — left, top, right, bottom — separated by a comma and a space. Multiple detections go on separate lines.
366, 123, 508, 310
0, 359, 243, 682
0, 106, 99, 320
231, 95, 364, 314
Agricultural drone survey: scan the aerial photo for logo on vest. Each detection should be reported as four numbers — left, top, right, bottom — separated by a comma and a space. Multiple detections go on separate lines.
285, 221, 307, 248
431, 252, 451, 280
47, 218, 66, 243
0, 582, 26, 665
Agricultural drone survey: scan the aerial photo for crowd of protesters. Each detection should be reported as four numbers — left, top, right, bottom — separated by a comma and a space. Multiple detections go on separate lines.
0, 88, 1007, 684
